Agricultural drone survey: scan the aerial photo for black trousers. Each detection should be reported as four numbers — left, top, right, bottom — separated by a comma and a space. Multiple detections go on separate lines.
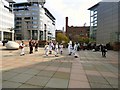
29, 47, 33, 54
102, 51, 106, 57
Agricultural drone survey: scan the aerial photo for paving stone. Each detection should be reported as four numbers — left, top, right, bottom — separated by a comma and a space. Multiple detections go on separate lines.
25, 76, 50, 87
45, 78, 69, 88
68, 80, 90, 88
2, 71, 19, 80
87, 75, 109, 84
18, 84, 42, 88
90, 83, 112, 88
8, 73, 33, 83
82, 64, 96, 71
71, 69, 85, 75
37, 70, 55, 77
105, 77, 118, 86
100, 71, 117, 77
53, 72, 70, 79
70, 73, 88, 82
57, 67, 71, 73
2, 81, 22, 88
85, 70, 101, 76
60, 63, 72, 68
22, 68, 41, 75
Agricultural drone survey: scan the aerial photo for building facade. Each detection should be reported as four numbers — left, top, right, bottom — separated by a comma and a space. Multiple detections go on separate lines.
0, 0, 14, 41
88, 3, 99, 40
88, 1, 120, 44
65, 17, 90, 42
13, 1, 55, 41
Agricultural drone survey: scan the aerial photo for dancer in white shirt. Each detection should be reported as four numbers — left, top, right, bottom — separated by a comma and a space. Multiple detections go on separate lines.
59, 43, 63, 55
19, 40, 25, 56
55, 42, 59, 57
68, 41, 73, 55
44, 42, 49, 56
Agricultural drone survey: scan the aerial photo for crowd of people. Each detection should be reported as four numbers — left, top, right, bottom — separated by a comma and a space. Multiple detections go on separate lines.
19, 40, 109, 58
19, 40, 64, 57
67, 41, 109, 57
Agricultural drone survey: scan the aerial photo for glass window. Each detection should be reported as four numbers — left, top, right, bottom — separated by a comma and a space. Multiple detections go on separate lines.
32, 12, 37, 15
32, 17, 37, 20
32, 21, 37, 24
33, 3, 38, 6
3, 32, 12, 40
32, 25, 38, 28
31, 8, 38, 11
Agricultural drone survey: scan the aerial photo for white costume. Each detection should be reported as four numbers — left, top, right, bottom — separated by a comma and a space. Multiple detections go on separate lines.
49, 42, 54, 54
19, 43, 25, 55
73, 43, 77, 55
59, 44, 63, 54
44, 45, 49, 56
55, 43, 59, 56
68, 41, 73, 55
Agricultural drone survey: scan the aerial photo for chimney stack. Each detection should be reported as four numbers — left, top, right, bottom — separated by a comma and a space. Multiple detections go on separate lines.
65, 17, 68, 33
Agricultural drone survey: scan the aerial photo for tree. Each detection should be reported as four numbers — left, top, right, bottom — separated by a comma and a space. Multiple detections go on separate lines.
56, 33, 69, 44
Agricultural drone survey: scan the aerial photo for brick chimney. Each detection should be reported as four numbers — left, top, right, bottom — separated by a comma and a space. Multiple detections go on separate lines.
65, 17, 68, 33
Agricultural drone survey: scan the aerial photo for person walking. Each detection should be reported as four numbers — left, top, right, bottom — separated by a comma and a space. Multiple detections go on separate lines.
54, 42, 59, 57
19, 40, 25, 56
29, 39, 33, 54
44, 42, 49, 56
49, 41, 54, 54
59, 43, 63, 55
34, 40, 38, 52
68, 41, 73, 55
101, 44, 107, 57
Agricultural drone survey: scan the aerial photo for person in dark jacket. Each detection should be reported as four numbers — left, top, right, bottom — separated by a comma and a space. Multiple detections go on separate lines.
34, 40, 38, 52
29, 39, 33, 54
101, 44, 107, 57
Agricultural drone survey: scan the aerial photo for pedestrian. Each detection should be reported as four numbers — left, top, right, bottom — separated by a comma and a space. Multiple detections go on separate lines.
44, 42, 49, 56
49, 41, 54, 54
34, 40, 38, 52
73, 42, 77, 55
19, 40, 25, 56
77, 43, 80, 51
54, 42, 59, 57
68, 41, 73, 55
101, 44, 107, 57
59, 43, 63, 55
29, 39, 33, 54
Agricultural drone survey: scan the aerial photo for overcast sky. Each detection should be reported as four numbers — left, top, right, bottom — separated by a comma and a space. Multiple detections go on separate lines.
15, 0, 101, 30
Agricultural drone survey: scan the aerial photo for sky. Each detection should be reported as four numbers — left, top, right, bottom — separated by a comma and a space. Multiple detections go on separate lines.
15, 0, 101, 30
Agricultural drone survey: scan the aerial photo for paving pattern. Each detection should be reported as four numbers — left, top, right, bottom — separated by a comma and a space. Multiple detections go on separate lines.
0, 46, 118, 89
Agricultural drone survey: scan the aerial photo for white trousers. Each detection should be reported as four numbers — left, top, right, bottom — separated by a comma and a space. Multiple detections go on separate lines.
20, 48, 24, 55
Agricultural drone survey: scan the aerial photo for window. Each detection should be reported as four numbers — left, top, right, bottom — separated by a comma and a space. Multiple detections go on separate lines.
16, 22, 21, 24
32, 12, 37, 15
16, 13, 22, 16
15, 30, 21, 33
33, 3, 38, 6
32, 25, 38, 28
24, 17, 31, 20
3, 32, 12, 40
25, 13, 30, 15
32, 21, 37, 24
15, 17, 22, 20
32, 17, 37, 20
31, 8, 38, 11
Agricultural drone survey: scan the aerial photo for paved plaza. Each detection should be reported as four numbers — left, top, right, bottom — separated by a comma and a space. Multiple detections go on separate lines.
0, 46, 118, 89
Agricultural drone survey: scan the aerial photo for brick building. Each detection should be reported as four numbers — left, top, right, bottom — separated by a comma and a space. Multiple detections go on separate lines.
65, 17, 90, 42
